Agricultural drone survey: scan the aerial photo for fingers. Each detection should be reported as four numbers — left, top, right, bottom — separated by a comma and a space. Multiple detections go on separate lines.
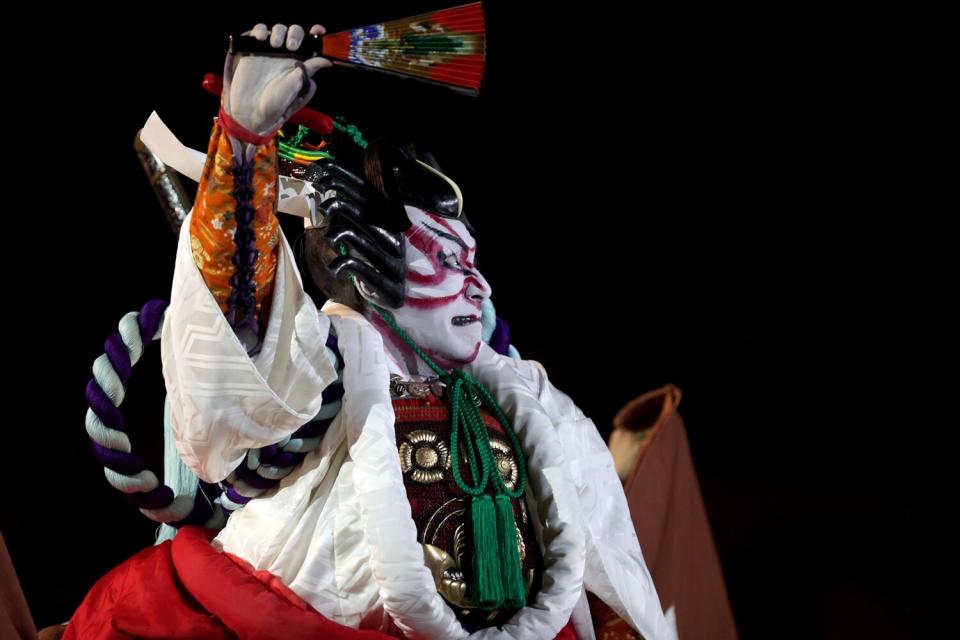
244, 23, 319, 50
286, 24, 304, 51
240, 23, 329, 72
243, 23, 269, 40
270, 24, 288, 48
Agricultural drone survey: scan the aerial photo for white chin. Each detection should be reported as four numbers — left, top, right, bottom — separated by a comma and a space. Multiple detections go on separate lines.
445, 340, 480, 363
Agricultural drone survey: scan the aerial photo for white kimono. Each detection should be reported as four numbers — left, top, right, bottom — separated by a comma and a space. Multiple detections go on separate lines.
161, 214, 675, 640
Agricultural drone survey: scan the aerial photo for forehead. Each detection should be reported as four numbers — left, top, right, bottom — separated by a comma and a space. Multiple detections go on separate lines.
405, 206, 475, 251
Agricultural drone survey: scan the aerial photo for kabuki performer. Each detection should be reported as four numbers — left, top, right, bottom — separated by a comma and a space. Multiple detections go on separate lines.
68, 21, 677, 640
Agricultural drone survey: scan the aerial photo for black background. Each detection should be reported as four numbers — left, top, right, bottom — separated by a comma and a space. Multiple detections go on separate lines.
2, 3, 938, 638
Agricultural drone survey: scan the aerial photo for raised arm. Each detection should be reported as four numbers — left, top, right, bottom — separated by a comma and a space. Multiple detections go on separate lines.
162, 25, 338, 482
190, 23, 330, 339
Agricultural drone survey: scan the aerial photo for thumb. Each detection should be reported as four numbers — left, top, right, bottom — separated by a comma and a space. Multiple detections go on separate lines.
304, 56, 333, 76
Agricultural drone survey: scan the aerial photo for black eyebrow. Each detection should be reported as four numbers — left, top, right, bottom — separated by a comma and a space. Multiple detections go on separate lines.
424, 223, 470, 252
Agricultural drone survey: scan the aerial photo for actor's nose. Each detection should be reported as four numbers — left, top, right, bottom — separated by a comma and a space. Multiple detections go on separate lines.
466, 270, 492, 303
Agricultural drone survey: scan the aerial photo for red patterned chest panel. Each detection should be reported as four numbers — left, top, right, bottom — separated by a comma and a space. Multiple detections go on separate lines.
392, 395, 544, 631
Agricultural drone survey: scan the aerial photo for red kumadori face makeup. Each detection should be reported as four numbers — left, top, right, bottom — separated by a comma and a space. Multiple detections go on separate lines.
388, 205, 491, 368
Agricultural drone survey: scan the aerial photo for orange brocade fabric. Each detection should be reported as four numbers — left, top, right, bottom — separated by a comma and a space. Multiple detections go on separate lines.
189, 120, 280, 320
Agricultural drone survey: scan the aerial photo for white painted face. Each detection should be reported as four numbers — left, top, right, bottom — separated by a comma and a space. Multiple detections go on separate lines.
383, 205, 492, 369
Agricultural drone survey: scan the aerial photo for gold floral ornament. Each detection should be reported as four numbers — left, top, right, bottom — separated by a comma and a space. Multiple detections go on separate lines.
399, 429, 451, 484
489, 437, 520, 492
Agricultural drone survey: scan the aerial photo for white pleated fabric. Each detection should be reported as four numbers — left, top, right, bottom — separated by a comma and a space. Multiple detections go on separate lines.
161, 215, 338, 482
162, 218, 674, 640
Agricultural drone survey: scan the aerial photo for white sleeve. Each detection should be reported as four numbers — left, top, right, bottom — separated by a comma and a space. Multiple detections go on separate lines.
507, 357, 676, 640
160, 214, 338, 482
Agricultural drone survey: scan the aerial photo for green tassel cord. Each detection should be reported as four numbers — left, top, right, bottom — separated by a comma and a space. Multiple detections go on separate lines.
470, 495, 504, 608
494, 494, 527, 607
340, 260, 528, 611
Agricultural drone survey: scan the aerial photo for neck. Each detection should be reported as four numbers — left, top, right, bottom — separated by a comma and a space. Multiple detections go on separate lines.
365, 307, 464, 379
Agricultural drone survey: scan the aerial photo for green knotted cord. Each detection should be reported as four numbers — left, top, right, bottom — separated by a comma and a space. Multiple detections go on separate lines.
289, 124, 309, 148
333, 118, 369, 149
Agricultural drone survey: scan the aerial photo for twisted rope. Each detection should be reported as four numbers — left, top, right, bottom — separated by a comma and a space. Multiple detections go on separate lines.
85, 300, 222, 527
86, 303, 345, 525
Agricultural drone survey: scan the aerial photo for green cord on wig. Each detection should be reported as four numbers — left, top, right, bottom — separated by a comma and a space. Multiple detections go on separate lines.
277, 119, 367, 165
333, 118, 369, 149
289, 124, 310, 148
337, 243, 528, 608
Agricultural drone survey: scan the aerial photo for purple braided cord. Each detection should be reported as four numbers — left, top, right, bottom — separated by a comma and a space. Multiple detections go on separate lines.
226, 159, 260, 336
223, 483, 253, 506
326, 332, 344, 369
290, 416, 334, 439
259, 450, 306, 468
125, 485, 175, 509
232, 463, 280, 490
104, 334, 133, 385
85, 379, 123, 429
91, 442, 144, 475
86, 299, 168, 432
137, 300, 170, 345
138, 299, 167, 339
259, 443, 279, 460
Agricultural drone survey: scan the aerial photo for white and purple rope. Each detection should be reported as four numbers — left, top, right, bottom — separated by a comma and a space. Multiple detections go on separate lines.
87, 299, 342, 522
85, 299, 223, 527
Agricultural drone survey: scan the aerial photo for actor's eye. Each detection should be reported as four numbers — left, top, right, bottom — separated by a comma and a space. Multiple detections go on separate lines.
440, 251, 462, 269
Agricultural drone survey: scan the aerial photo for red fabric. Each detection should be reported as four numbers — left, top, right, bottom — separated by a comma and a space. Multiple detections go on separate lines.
64, 526, 390, 640
289, 108, 334, 135
64, 526, 578, 639
221, 551, 312, 610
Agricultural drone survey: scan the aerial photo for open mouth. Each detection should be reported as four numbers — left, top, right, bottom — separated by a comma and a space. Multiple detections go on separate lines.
452, 315, 479, 326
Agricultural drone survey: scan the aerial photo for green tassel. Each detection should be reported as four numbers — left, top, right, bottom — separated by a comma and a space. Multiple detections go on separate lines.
495, 494, 527, 608
470, 494, 504, 609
